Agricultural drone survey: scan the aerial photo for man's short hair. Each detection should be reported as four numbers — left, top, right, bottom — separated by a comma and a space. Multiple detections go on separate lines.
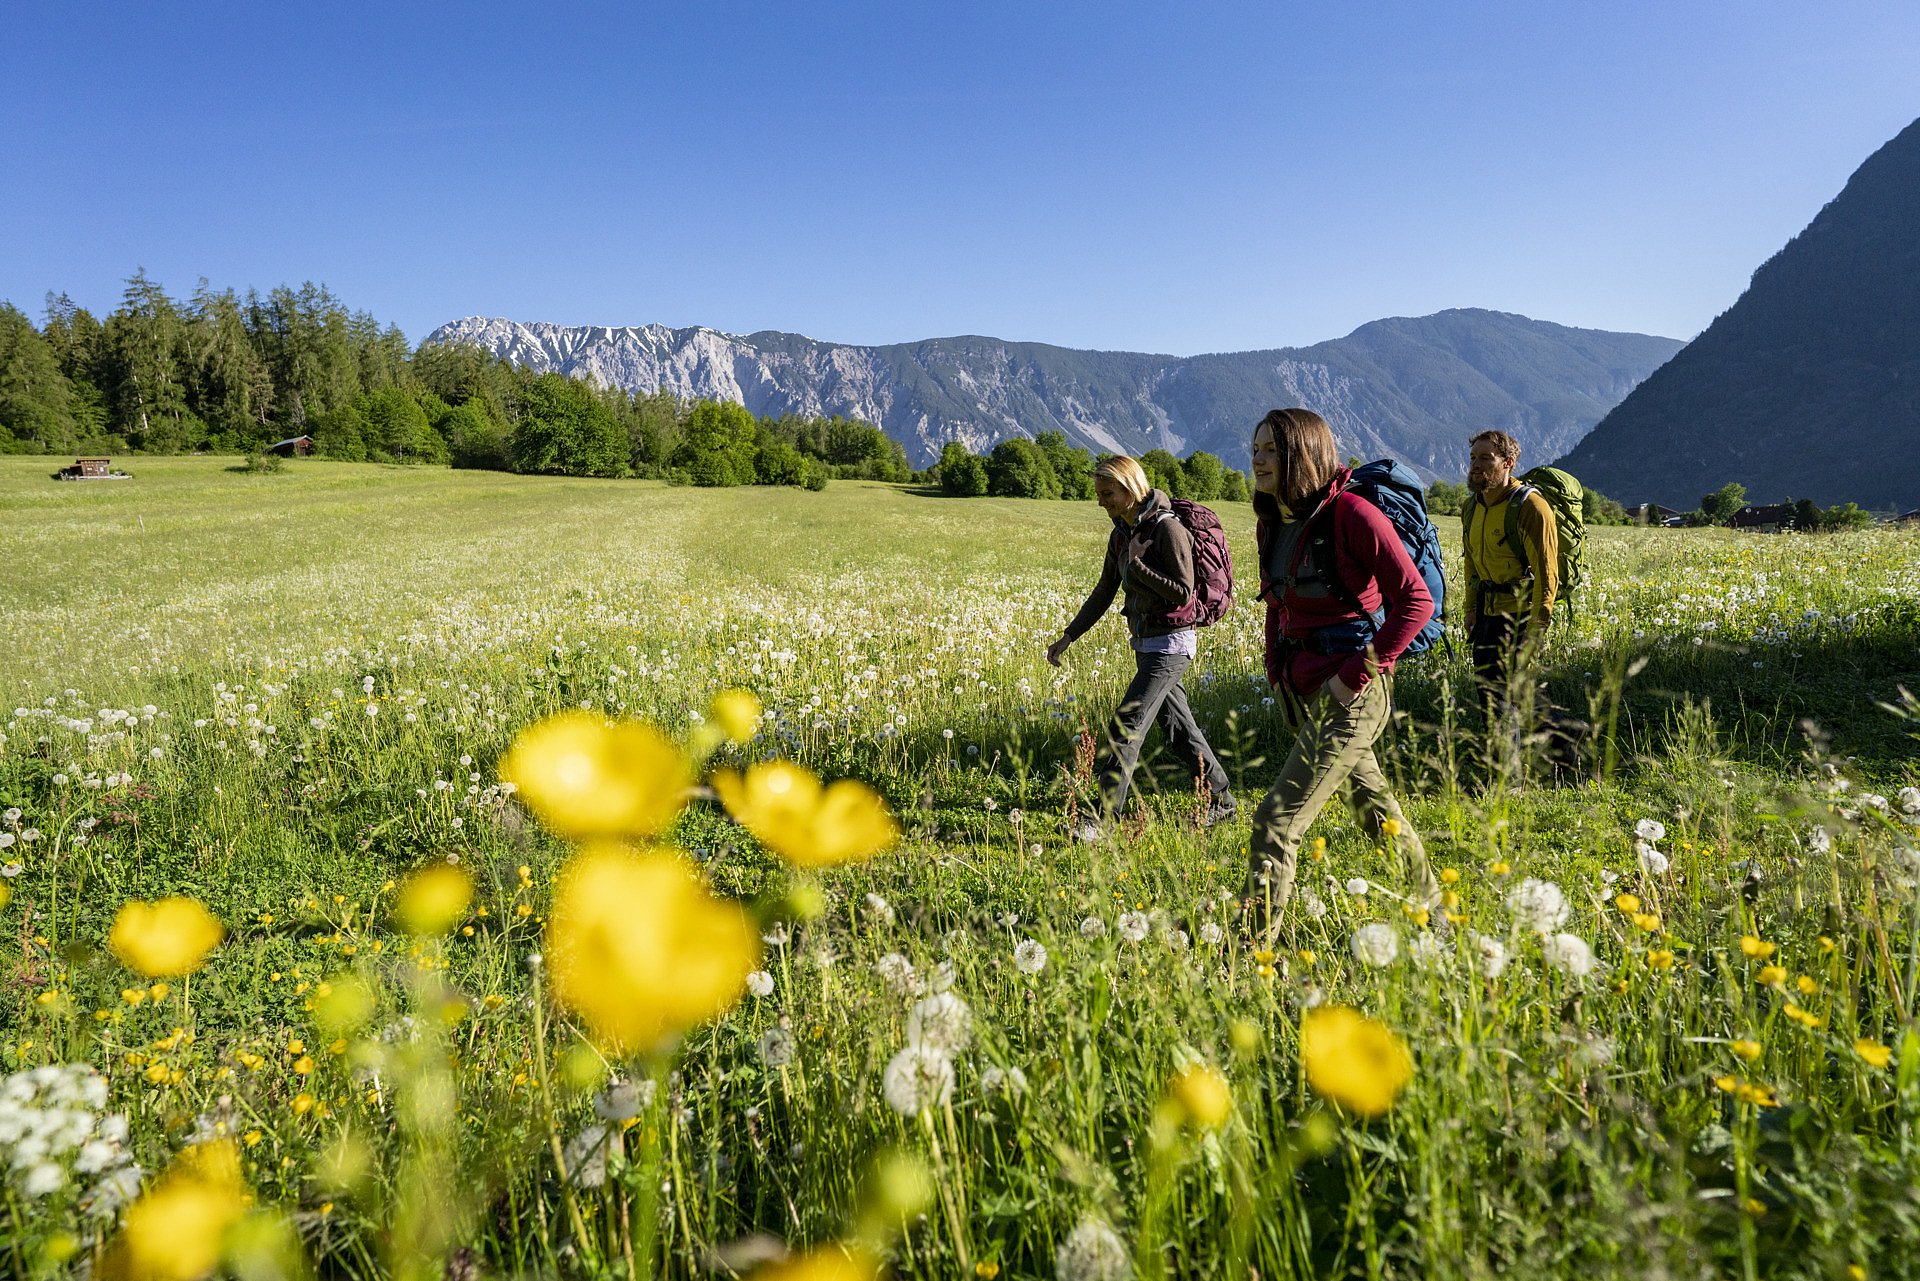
1469, 430, 1521, 465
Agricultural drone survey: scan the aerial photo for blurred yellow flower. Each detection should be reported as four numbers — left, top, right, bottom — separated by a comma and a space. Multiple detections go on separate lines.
1854, 1039, 1892, 1069
101, 1141, 247, 1281
1438, 867, 1460, 885
1730, 1039, 1761, 1062
1795, 975, 1819, 995
1632, 912, 1661, 933
1166, 1064, 1233, 1130
1784, 1003, 1824, 1030
1756, 965, 1787, 988
394, 864, 473, 935
708, 688, 763, 745
1740, 935, 1777, 959
1614, 893, 1641, 914
1645, 949, 1675, 970
546, 843, 759, 1055
500, 711, 692, 840
711, 761, 900, 868
751, 1245, 879, 1281
1489, 860, 1511, 876
108, 899, 225, 978
1380, 818, 1402, 839
1301, 1005, 1412, 1117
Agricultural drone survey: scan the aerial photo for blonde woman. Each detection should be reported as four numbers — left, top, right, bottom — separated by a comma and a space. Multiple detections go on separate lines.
1046, 455, 1234, 841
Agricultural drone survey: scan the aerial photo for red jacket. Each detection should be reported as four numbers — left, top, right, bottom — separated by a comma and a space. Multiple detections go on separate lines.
1257, 471, 1435, 697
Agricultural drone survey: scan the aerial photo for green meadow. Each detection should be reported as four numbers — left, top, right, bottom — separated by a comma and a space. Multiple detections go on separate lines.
4, 455, 1920, 1280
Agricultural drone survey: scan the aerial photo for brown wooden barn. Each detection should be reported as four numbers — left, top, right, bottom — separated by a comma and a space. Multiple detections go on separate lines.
54, 457, 123, 480
268, 435, 314, 457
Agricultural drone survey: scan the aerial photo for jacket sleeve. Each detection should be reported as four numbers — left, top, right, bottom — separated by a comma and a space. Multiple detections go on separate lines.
1063, 531, 1123, 641
1334, 497, 1433, 692
1461, 504, 1481, 622
1518, 492, 1559, 627
1126, 513, 1195, 606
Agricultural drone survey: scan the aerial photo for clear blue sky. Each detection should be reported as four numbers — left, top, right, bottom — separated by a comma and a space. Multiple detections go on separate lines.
3, 1, 1915, 354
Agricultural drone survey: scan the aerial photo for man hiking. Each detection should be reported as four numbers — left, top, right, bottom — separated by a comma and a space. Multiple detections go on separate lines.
1462, 430, 1582, 779
1047, 454, 1235, 841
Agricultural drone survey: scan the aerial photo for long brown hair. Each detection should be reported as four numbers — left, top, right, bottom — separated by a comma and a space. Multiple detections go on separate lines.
1252, 407, 1340, 521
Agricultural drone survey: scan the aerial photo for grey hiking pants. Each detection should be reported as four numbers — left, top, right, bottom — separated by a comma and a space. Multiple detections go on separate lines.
1245, 674, 1439, 920
1096, 649, 1232, 820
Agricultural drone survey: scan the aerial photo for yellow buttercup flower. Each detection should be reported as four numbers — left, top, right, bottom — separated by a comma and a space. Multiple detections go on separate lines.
101, 1141, 247, 1281
1756, 965, 1787, 988
1853, 1039, 1892, 1069
1730, 1039, 1761, 1062
1165, 1064, 1233, 1130
394, 864, 473, 936
1740, 935, 1777, 959
1784, 1003, 1824, 1030
1795, 975, 1819, 995
708, 688, 763, 745
1645, 949, 1676, 969
1438, 867, 1460, 885
500, 711, 692, 839
750, 1244, 879, 1281
711, 760, 900, 868
546, 843, 759, 1056
108, 899, 225, 978
1614, 893, 1641, 914
1300, 1005, 1412, 1117
1632, 912, 1661, 933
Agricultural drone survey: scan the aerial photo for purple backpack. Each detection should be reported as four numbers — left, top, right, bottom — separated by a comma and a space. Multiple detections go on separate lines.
1157, 499, 1234, 628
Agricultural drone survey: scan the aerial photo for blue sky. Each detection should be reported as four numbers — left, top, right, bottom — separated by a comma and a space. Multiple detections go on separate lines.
4, 1, 1916, 354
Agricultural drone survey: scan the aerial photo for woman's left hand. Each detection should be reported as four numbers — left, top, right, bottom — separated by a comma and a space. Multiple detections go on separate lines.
1327, 673, 1361, 708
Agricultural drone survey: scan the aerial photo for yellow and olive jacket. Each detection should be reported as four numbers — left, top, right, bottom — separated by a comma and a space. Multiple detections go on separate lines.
1463, 483, 1558, 627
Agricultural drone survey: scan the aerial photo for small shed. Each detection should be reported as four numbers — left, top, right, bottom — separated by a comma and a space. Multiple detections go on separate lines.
1729, 502, 1796, 532
1632, 502, 1682, 526
54, 457, 125, 481
267, 435, 314, 457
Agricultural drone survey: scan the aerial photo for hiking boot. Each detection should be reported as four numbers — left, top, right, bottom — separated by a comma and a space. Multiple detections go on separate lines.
1200, 795, 1239, 829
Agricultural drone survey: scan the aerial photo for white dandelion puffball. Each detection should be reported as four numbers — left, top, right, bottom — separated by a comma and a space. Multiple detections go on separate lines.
757, 1027, 796, 1069
906, 992, 973, 1051
1350, 923, 1399, 967
1301, 889, 1328, 920
1344, 877, 1371, 898
1634, 818, 1667, 843
882, 1044, 955, 1116
980, 1065, 1030, 1098
1013, 939, 1048, 975
1055, 1215, 1132, 1281
1808, 828, 1833, 855
863, 892, 895, 925
875, 952, 922, 997
1506, 878, 1570, 932
1540, 932, 1595, 978
928, 960, 957, 993
1199, 921, 1223, 945
562, 1124, 611, 1188
1117, 911, 1150, 942
593, 1079, 657, 1122
745, 970, 774, 998
1080, 916, 1107, 939
1635, 841, 1670, 876
1899, 786, 1920, 816
1408, 932, 1444, 970
1472, 932, 1510, 979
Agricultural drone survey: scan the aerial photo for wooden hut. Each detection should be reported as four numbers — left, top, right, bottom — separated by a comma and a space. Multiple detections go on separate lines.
267, 435, 314, 457
55, 457, 123, 480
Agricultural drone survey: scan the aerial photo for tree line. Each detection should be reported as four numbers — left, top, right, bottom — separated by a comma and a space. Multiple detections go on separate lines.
933, 436, 1252, 502
0, 272, 911, 489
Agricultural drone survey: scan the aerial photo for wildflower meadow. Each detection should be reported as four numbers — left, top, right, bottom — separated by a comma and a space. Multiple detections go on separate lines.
3, 456, 1920, 1281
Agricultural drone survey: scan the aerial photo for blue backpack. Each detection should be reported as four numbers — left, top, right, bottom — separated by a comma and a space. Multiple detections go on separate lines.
1301, 460, 1449, 657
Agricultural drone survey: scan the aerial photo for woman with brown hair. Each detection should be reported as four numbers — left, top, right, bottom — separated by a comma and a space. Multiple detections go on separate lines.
1046, 454, 1234, 841
1244, 408, 1440, 938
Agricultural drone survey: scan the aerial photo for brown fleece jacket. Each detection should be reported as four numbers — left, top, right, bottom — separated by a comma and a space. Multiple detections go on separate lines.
1063, 489, 1197, 643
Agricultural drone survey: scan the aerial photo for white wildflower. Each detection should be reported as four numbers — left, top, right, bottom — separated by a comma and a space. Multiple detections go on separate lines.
1471, 932, 1510, 979
1055, 1215, 1131, 1281
863, 892, 895, 926
1013, 939, 1048, 975
1117, 911, 1150, 942
1634, 818, 1667, 843
1344, 877, 1370, 898
906, 992, 972, 1051
1079, 916, 1107, 939
1506, 878, 1570, 932
882, 1044, 954, 1116
1350, 923, 1399, 967
745, 970, 774, 998
876, 952, 922, 997
1635, 840, 1670, 876
1540, 932, 1595, 978
757, 1027, 796, 1069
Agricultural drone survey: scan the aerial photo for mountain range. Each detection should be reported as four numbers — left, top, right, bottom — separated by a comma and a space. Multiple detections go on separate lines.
428, 309, 1682, 480
1558, 116, 1920, 509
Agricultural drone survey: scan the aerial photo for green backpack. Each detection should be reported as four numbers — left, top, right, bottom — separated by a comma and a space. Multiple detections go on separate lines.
1463, 466, 1587, 617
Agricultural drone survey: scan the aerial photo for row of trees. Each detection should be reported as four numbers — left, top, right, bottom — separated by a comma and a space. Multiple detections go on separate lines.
0, 273, 911, 490
933, 434, 1252, 502
1695, 482, 1874, 531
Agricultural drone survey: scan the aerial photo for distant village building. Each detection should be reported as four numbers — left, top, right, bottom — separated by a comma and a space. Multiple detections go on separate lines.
53, 457, 129, 481
1632, 502, 1683, 526
267, 435, 314, 457
1728, 502, 1797, 532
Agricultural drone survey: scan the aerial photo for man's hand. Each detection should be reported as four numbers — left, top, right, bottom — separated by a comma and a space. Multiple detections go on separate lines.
1045, 635, 1071, 668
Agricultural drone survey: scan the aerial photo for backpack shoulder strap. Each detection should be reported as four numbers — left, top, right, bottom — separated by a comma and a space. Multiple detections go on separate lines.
1308, 491, 1368, 619
1504, 483, 1538, 563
